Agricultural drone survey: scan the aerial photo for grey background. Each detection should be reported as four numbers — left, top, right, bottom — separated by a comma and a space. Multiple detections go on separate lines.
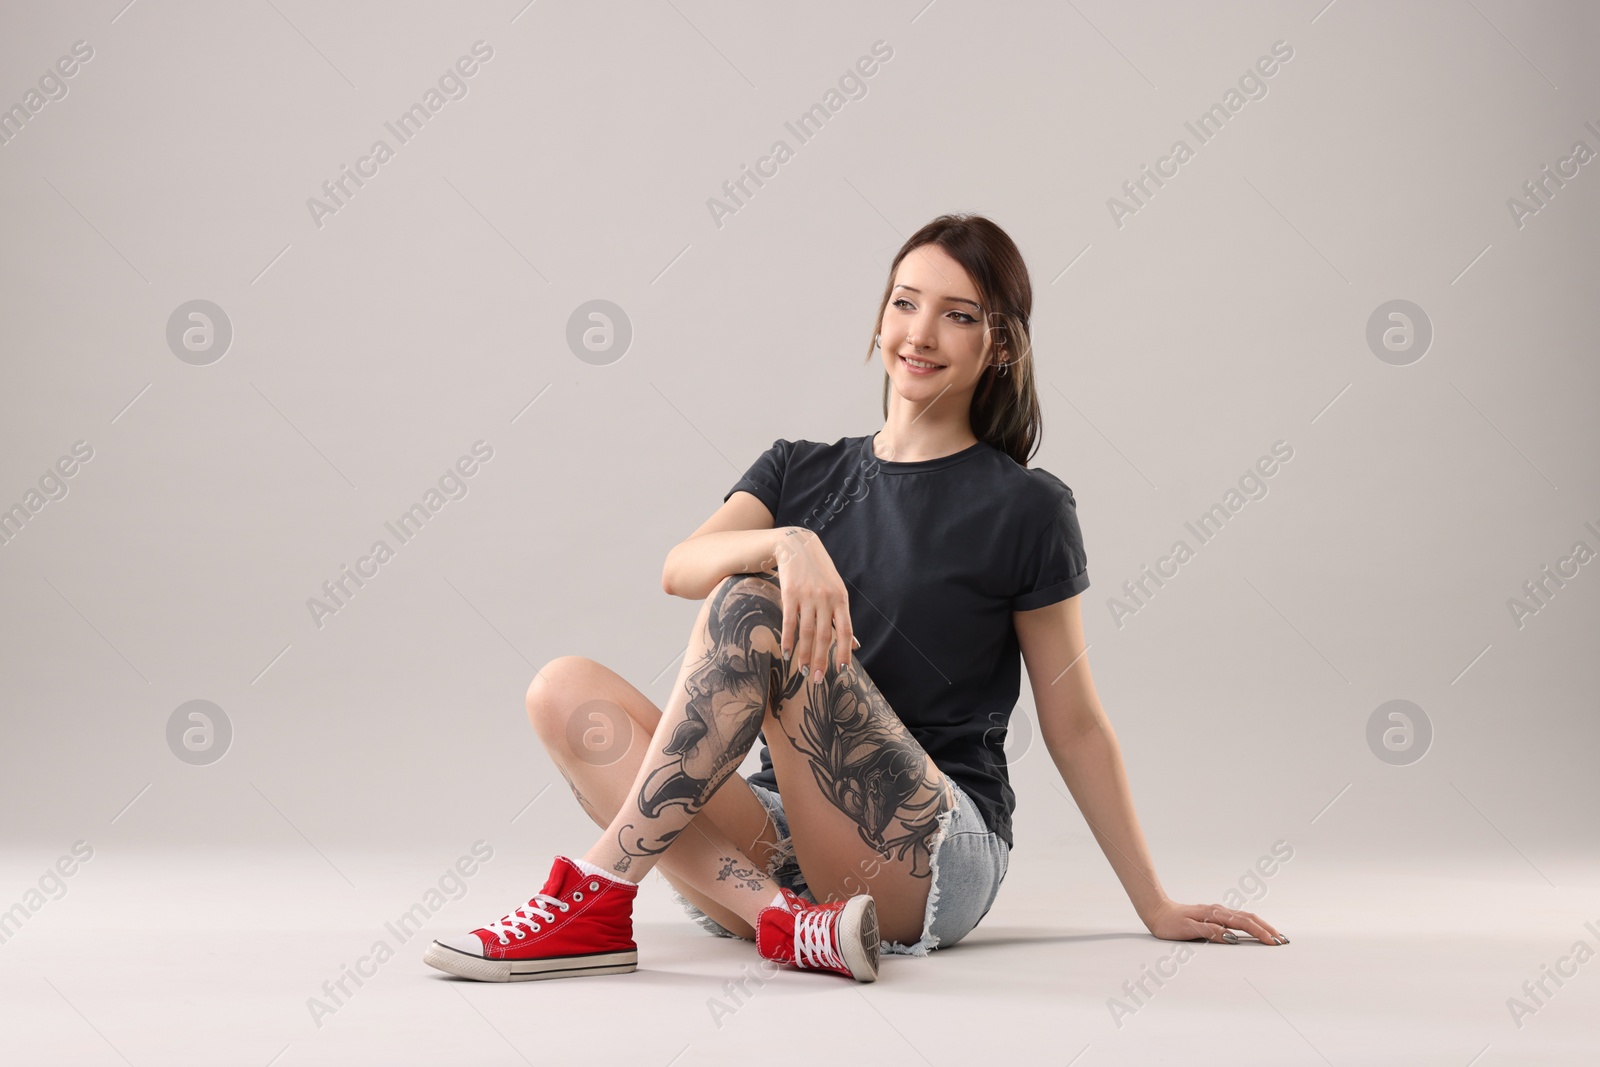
1, 1, 1597, 1063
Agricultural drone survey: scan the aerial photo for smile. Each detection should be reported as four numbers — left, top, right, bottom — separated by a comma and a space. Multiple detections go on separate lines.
900, 355, 944, 372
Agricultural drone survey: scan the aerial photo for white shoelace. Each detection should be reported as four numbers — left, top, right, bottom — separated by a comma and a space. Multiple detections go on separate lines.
483, 893, 569, 944
793, 908, 846, 971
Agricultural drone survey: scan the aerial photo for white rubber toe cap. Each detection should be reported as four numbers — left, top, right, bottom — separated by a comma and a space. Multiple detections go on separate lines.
433, 932, 490, 957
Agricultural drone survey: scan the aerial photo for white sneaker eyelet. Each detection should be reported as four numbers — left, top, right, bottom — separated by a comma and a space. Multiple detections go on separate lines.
559, 902, 570, 911
572, 890, 583, 901
513, 931, 524, 939
498, 937, 509, 945
589, 881, 600, 891
530, 923, 540, 931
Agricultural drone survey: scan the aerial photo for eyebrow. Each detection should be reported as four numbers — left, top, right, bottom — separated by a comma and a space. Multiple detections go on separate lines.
893, 285, 981, 311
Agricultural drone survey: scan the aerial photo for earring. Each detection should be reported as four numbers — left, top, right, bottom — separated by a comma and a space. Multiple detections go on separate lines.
997, 360, 1010, 377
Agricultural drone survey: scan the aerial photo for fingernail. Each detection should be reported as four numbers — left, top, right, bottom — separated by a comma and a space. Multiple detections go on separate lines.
799, 664, 809, 676
1222, 932, 1238, 944
1278, 936, 1290, 945
852, 636, 860, 647
783, 648, 791, 661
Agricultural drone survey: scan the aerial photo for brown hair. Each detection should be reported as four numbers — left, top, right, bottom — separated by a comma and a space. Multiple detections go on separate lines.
866, 214, 1041, 466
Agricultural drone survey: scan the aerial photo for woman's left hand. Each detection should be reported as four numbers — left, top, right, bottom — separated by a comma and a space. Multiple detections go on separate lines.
1142, 899, 1289, 945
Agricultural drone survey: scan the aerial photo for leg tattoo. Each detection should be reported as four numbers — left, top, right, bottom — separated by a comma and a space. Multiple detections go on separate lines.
609, 571, 952, 882
715, 854, 766, 891
614, 574, 803, 864
673, 575, 951, 879
786, 662, 954, 879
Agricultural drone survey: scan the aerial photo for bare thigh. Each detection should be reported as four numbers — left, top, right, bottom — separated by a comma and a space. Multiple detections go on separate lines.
529, 654, 784, 938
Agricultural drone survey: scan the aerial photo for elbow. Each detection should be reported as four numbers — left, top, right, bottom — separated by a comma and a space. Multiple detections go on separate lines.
661, 546, 695, 599
1039, 707, 1107, 757
661, 547, 678, 597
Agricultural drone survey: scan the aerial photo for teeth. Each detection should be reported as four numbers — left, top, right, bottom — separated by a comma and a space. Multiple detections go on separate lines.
903, 357, 940, 369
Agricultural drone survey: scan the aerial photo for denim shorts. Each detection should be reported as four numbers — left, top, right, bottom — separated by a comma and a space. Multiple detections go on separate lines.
666, 777, 1009, 956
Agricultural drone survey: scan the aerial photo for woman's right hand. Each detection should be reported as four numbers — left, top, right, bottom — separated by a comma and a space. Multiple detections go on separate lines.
771, 526, 858, 679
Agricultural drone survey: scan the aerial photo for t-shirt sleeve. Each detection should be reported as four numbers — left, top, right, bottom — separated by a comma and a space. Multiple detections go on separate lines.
1012, 480, 1090, 611
723, 438, 791, 518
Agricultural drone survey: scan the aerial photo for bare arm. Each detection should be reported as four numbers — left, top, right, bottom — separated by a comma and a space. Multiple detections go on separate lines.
662, 492, 856, 676
1015, 594, 1170, 922
1015, 594, 1289, 946
662, 490, 794, 600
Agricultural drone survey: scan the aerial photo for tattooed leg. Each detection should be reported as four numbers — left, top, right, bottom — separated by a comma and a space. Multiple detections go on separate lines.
780, 659, 955, 881
527, 650, 787, 937
582, 573, 801, 881
709, 576, 958, 942
715, 854, 767, 891
554, 569, 957, 941
600, 569, 951, 881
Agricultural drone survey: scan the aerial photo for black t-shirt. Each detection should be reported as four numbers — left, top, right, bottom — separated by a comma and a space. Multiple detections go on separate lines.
723, 432, 1090, 850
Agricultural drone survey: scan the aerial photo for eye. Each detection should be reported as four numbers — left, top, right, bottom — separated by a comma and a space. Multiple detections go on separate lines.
891, 298, 978, 324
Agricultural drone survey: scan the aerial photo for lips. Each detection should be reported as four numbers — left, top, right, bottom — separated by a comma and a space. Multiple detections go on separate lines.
900, 355, 945, 371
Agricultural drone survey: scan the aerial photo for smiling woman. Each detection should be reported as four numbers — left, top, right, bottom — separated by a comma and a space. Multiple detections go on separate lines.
425, 213, 1286, 993
869, 226, 1036, 468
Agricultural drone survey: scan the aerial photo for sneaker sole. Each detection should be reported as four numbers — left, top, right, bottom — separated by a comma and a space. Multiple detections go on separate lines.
423, 941, 638, 983
839, 895, 881, 983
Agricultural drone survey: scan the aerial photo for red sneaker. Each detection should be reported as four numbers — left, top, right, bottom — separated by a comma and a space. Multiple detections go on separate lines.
424, 856, 638, 982
757, 886, 880, 982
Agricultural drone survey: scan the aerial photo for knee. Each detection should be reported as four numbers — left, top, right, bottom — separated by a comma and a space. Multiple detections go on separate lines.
711, 570, 778, 598
703, 572, 782, 642
524, 656, 599, 738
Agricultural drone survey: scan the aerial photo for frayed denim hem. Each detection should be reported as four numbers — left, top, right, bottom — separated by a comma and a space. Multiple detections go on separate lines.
666, 781, 1000, 958
666, 880, 749, 940
878, 800, 959, 957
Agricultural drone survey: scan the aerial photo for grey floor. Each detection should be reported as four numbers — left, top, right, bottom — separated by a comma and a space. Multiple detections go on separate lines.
2, 839, 1595, 1066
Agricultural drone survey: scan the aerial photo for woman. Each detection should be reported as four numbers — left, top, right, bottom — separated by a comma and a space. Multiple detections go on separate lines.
424, 214, 1289, 985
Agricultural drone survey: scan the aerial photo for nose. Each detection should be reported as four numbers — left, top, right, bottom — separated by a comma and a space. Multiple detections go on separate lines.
905, 316, 933, 349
